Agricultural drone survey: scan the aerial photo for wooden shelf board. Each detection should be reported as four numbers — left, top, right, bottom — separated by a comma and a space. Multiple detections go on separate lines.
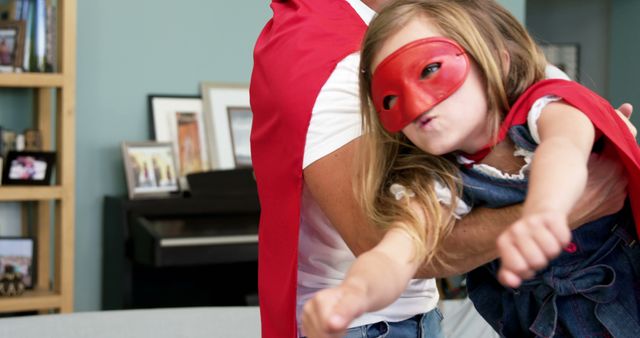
0, 73, 65, 87
0, 289, 62, 313
0, 186, 64, 201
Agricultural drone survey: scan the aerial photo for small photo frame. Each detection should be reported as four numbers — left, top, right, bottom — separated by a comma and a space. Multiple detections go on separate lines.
148, 95, 209, 177
122, 141, 179, 199
201, 83, 253, 169
0, 237, 35, 289
540, 43, 580, 81
227, 107, 252, 168
1, 128, 17, 158
2, 151, 55, 186
0, 21, 25, 72
24, 129, 43, 151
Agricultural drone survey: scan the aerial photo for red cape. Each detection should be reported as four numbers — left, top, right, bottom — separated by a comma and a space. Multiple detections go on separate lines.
250, 1, 367, 337
500, 79, 640, 235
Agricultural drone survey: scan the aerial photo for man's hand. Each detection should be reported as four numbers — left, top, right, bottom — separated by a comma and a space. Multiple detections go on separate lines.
615, 103, 636, 137
568, 152, 628, 227
567, 102, 634, 227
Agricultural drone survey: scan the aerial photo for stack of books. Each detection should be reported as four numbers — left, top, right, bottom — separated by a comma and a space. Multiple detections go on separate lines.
0, 0, 57, 73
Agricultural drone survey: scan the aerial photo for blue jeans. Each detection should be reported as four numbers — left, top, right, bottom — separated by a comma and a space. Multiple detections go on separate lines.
342, 308, 444, 338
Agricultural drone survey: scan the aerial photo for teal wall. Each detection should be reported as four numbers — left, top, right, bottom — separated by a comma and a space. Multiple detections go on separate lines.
500, 0, 525, 23
0, 0, 525, 312
73, 0, 524, 312
76, 0, 523, 312
609, 0, 640, 130
75, 0, 270, 311
526, 0, 610, 96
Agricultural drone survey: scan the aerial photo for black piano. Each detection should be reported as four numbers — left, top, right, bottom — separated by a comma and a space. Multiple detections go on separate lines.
102, 169, 259, 309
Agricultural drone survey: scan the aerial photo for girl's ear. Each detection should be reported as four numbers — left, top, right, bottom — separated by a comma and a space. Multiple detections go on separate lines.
500, 49, 511, 75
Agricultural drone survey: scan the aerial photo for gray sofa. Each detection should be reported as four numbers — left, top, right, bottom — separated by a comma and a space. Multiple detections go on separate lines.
0, 306, 261, 338
0, 300, 498, 337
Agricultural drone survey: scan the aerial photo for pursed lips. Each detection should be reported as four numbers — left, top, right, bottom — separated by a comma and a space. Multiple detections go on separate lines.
416, 113, 434, 128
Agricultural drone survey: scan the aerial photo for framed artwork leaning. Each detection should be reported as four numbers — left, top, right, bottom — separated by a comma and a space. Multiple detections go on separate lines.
201, 83, 253, 169
121, 141, 180, 199
148, 95, 209, 177
0, 237, 35, 289
540, 43, 580, 81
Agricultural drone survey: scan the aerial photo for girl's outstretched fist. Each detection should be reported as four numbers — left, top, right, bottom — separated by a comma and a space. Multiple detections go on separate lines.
496, 211, 572, 288
301, 281, 368, 338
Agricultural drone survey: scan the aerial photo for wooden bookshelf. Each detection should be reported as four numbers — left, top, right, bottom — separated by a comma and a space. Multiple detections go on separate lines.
0, 186, 64, 201
0, 289, 62, 313
0, 73, 64, 87
0, 0, 76, 314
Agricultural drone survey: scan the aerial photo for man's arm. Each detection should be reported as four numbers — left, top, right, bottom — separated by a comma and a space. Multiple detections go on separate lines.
304, 122, 632, 279
418, 204, 521, 278
304, 138, 384, 256
305, 138, 522, 277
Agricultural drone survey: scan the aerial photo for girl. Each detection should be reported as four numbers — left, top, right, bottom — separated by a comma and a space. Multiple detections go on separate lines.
301, 0, 640, 337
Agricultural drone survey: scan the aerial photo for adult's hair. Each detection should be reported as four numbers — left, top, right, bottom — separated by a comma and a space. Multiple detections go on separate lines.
356, 0, 547, 264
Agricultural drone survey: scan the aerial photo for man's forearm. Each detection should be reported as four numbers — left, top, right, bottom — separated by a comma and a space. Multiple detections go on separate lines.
415, 204, 522, 278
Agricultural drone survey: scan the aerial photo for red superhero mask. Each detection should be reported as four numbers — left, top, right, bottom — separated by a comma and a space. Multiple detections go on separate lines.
371, 37, 470, 132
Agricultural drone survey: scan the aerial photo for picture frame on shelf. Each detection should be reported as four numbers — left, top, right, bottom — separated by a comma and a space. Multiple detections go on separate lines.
2, 150, 55, 186
0, 21, 25, 73
122, 141, 179, 199
540, 43, 580, 81
24, 129, 43, 151
0, 128, 17, 158
0, 237, 35, 289
148, 95, 209, 177
201, 83, 252, 169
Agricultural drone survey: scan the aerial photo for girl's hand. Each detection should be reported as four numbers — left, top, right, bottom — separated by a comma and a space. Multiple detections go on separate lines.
496, 211, 572, 288
301, 282, 368, 338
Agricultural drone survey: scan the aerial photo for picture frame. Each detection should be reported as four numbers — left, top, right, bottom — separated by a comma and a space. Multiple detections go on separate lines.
201, 83, 252, 169
2, 150, 56, 186
148, 95, 209, 177
24, 129, 43, 151
0, 237, 35, 289
1, 128, 17, 158
122, 141, 180, 199
540, 43, 580, 81
0, 21, 25, 72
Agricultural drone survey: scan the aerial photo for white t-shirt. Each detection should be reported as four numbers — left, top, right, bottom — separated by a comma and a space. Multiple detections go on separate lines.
297, 1, 439, 334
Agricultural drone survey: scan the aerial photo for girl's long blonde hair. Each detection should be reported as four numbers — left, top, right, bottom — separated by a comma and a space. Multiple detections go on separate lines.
356, 0, 547, 265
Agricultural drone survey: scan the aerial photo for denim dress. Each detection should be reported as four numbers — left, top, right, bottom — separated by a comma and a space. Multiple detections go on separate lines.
463, 125, 640, 338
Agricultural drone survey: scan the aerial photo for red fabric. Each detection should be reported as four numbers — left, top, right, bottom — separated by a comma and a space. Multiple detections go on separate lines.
249, 1, 367, 337
501, 79, 640, 236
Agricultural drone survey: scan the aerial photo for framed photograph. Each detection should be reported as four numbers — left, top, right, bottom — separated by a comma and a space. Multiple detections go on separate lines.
24, 129, 43, 151
0, 21, 25, 72
2, 151, 55, 186
1, 128, 16, 158
540, 43, 580, 81
201, 83, 252, 169
148, 95, 209, 177
122, 141, 179, 199
0, 237, 35, 289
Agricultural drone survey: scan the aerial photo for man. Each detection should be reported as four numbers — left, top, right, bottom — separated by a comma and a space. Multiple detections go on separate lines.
250, 1, 633, 337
